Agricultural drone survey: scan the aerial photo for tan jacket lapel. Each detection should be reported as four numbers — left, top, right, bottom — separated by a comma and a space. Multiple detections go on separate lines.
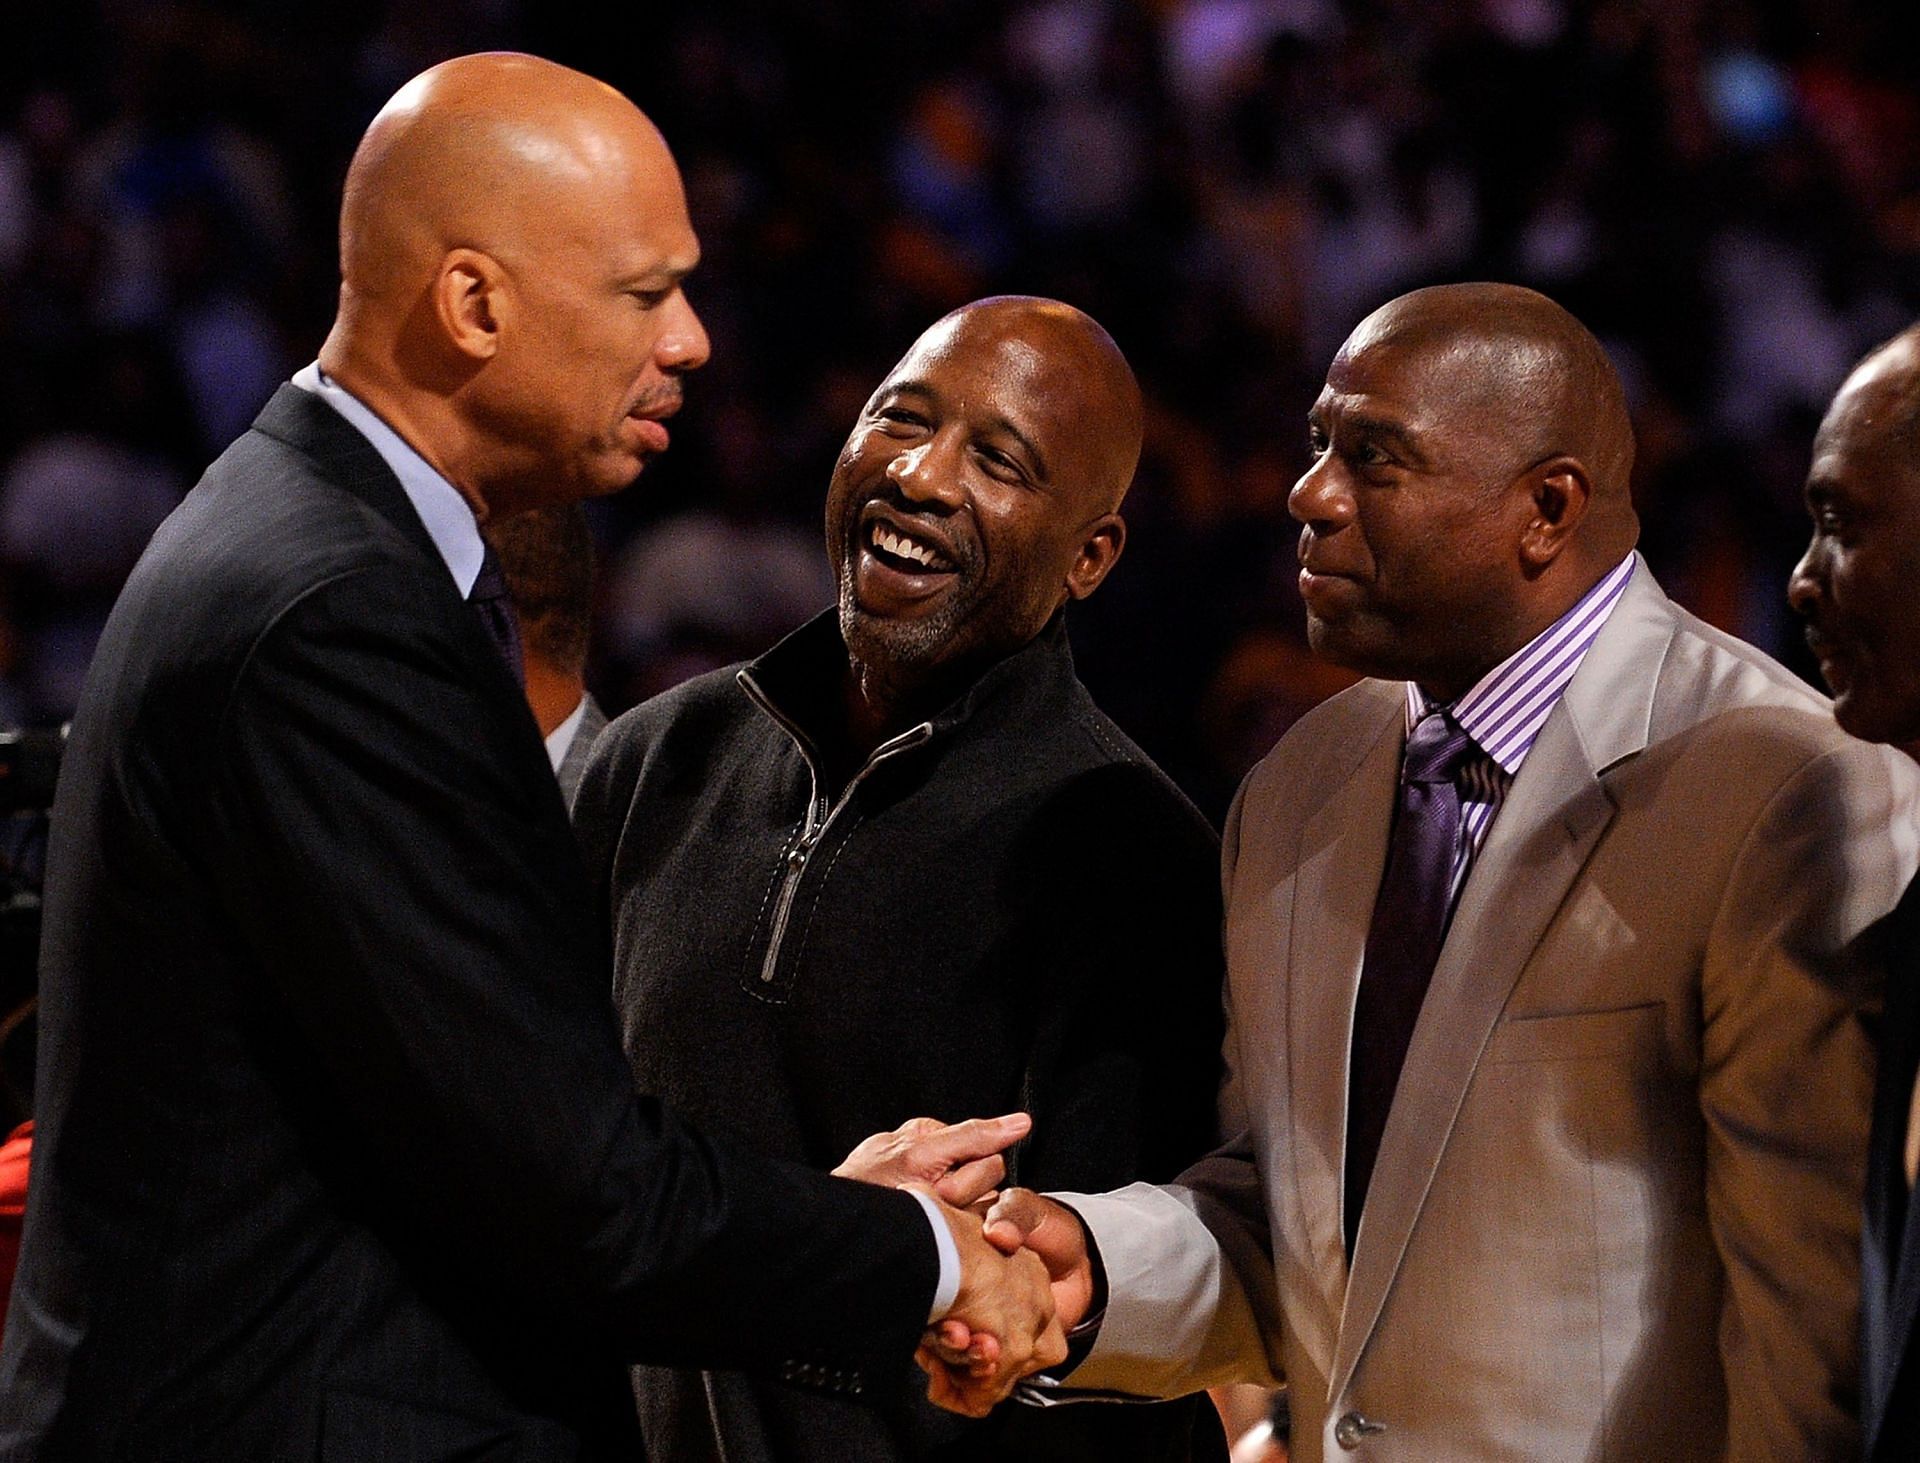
1329, 558, 1675, 1397
1286, 692, 1403, 1330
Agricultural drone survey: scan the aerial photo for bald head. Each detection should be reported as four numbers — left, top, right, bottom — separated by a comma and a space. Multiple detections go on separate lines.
1350, 282, 1638, 537
1831, 323, 1920, 447
922, 295, 1145, 518
320, 53, 709, 520
337, 53, 676, 308
1293, 282, 1641, 698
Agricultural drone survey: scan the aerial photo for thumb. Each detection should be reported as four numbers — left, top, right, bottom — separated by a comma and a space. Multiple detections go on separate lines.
981, 1186, 1048, 1256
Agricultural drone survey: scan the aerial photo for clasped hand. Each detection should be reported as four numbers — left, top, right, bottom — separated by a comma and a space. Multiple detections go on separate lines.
836, 1117, 1096, 1417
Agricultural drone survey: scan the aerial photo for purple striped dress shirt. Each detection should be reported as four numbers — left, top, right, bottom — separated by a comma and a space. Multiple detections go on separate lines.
1407, 553, 1637, 902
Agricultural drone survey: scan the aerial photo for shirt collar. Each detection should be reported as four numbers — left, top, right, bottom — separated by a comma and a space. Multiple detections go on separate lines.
543, 693, 590, 774
290, 362, 485, 596
1407, 553, 1638, 776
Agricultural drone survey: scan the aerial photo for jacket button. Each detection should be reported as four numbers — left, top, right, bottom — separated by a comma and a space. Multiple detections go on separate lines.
1334, 1411, 1384, 1449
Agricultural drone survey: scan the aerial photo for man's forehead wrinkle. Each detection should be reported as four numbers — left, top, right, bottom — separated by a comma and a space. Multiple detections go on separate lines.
1319, 358, 1435, 433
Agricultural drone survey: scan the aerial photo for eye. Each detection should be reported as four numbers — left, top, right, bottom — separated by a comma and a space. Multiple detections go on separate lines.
874, 405, 927, 435
629, 288, 672, 310
1807, 492, 1851, 537
974, 443, 1027, 483
1307, 424, 1329, 455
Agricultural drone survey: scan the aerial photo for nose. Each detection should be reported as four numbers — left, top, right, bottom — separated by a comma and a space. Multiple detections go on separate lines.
657, 290, 711, 374
1787, 537, 1824, 618
886, 434, 965, 509
1288, 452, 1354, 531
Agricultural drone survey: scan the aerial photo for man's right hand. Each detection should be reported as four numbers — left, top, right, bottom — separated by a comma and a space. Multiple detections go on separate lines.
914, 1190, 1066, 1417
981, 1188, 1096, 1331
918, 1187, 1096, 1415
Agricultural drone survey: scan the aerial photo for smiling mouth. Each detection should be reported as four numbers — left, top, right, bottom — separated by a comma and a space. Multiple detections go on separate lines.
866, 519, 957, 575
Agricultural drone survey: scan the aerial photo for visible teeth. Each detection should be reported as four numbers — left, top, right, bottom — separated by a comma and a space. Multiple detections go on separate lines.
871, 524, 941, 569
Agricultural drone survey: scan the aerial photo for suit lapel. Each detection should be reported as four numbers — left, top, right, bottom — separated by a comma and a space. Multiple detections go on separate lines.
1287, 691, 1403, 1328
1330, 559, 1672, 1397
248, 384, 446, 571
244, 384, 536, 718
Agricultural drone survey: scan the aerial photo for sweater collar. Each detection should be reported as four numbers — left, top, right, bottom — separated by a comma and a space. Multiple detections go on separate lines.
738, 607, 1078, 757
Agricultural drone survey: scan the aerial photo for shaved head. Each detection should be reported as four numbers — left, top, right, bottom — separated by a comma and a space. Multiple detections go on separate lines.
1349, 282, 1639, 536
320, 53, 709, 520
920, 295, 1145, 519
1293, 282, 1642, 697
336, 53, 678, 309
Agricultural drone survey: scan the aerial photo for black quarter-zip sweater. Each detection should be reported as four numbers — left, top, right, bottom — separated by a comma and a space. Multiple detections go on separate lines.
572, 608, 1229, 1462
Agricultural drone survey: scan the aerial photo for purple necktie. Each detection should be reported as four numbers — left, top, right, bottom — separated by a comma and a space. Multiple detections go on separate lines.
1345, 707, 1477, 1257
469, 543, 525, 687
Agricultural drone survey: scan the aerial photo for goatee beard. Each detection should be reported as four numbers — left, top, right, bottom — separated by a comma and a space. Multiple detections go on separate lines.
835, 555, 977, 671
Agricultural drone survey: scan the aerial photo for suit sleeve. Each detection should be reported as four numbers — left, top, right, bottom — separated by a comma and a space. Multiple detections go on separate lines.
1048, 771, 1287, 1398
1702, 737, 1917, 1457
207, 564, 936, 1374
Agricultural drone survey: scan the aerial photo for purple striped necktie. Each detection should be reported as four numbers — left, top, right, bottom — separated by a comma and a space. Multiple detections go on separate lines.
1345, 706, 1477, 1258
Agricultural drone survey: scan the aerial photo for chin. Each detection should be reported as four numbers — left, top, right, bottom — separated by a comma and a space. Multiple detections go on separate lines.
841, 608, 940, 668
1836, 692, 1920, 750
595, 458, 650, 494
1305, 618, 1384, 678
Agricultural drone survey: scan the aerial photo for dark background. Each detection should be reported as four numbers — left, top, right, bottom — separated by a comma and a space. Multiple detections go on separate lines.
3, 0, 1917, 825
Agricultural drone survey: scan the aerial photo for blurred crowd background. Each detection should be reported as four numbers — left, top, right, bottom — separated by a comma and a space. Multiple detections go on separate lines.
3, 0, 1918, 825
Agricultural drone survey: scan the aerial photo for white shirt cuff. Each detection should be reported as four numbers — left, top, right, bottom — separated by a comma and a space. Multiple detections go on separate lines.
906, 1187, 960, 1322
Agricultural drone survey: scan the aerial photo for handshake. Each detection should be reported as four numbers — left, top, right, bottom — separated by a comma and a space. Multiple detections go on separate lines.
833, 1113, 1096, 1417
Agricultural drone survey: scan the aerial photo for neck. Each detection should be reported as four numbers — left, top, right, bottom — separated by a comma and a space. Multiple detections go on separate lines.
1422, 555, 1626, 703
319, 330, 495, 522
840, 658, 950, 764
522, 657, 585, 738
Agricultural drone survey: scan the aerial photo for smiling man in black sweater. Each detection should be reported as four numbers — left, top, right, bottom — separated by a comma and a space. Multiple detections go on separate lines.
572, 296, 1229, 1461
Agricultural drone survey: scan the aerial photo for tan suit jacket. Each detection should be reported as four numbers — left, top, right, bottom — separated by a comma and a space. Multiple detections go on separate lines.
1059, 561, 1920, 1461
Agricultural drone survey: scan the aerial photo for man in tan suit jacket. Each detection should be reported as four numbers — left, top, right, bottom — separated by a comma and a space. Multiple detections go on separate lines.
931, 284, 1920, 1460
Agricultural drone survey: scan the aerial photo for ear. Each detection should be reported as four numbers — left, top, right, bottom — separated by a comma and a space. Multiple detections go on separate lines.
433, 248, 508, 363
1517, 456, 1591, 572
1065, 514, 1126, 601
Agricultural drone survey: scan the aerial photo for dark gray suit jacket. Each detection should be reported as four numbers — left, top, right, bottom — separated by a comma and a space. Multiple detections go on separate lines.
0, 386, 935, 1460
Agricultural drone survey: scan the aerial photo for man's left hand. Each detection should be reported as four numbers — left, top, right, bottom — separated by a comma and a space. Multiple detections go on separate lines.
834, 1113, 1031, 1208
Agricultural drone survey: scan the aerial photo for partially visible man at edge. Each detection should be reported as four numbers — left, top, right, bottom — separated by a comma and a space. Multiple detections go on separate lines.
0, 52, 1059, 1458
1788, 322, 1920, 1463
572, 296, 1230, 1461
938, 282, 1919, 1460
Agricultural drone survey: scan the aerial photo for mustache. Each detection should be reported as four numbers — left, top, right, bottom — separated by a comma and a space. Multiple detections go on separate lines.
630, 383, 685, 417
847, 489, 972, 567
